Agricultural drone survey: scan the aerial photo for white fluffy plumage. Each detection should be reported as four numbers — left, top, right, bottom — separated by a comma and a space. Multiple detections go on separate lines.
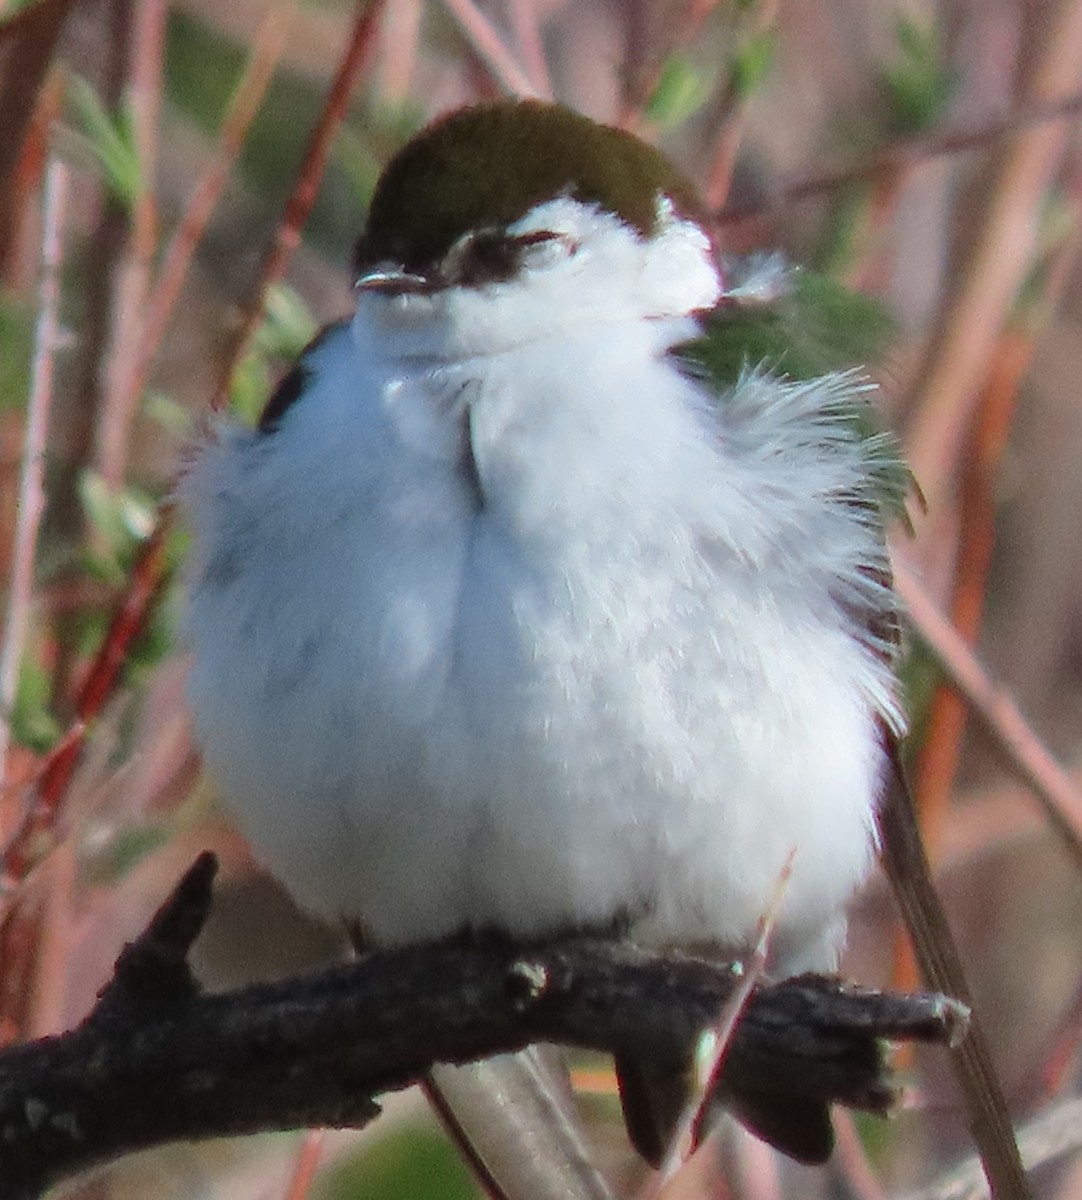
183, 197, 901, 973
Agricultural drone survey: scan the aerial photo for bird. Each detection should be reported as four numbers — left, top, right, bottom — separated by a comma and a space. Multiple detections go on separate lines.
181, 99, 911, 1173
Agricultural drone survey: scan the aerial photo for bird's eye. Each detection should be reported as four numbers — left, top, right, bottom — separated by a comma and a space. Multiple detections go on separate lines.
513, 230, 578, 267
441, 230, 578, 287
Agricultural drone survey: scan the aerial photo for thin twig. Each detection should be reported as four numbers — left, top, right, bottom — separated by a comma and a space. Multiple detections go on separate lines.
440, 0, 544, 99
210, 0, 386, 411
506, 0, 553, 101
25, 839, 73, 1040
717, 87, 1082, 229
0, 721, 82, 852
900, 1096, 1082, 1200
687, 853, 790, 1156
649, 853, 791, 1193
61, 0, 130, 558
1, 68, 63, 292
0, 0, 76, 277
903, 2, 1082, 510
619, 0, 724, 130
282, 1129, 325, 1200
1, 525, 168, 882
94, 0, 165, 489
699, 0, 778, 211
899, 234, 1081, 994
892, 336, 1028, 1003
0, 159, 66, 783
115, 3, 295, 430
376, 0, 422, 103
894, 557, 1082, 869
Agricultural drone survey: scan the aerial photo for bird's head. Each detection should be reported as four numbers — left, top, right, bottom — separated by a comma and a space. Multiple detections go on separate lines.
352, 101, 722, 359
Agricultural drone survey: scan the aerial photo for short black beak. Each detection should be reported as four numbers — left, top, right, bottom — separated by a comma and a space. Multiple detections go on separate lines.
354, 267, 436, 295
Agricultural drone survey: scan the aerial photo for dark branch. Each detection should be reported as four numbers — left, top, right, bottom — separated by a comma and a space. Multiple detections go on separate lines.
0, 855, 968, 1198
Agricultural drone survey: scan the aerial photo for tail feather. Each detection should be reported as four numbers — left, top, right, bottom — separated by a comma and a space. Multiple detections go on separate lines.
614, 1049, 689, 1167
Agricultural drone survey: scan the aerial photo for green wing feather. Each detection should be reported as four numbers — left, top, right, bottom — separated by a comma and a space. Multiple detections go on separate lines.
680, 267, 895, 384
676, 265, 912, 525
676, 264, 913, 677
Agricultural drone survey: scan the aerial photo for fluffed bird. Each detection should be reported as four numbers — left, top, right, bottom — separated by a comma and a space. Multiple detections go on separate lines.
184, 100, 921, 1177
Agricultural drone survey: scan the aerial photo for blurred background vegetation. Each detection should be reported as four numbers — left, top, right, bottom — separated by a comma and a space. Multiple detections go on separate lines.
3, 0, 1082, 1196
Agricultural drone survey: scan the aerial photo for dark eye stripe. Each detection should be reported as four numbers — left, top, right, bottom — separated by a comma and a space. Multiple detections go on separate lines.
439, 230, 576, 288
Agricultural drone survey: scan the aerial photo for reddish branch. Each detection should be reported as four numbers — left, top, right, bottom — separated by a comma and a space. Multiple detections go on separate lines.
894, 560, 1082, 869
0, 0, 77, 274
0, 162, 67, 781
210, 0, 387, 411
717, 89, 1082, 226
441, 0, 545, 99
113, 5, 295, 437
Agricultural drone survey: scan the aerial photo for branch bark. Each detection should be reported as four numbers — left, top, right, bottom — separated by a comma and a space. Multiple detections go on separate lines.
0, 854, 968, 1198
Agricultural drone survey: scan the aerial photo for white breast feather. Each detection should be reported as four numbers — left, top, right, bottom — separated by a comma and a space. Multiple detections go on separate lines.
183, 201, 899, 972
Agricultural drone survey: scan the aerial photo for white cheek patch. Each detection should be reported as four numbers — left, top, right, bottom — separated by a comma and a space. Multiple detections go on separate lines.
509, 195, 721, 317
640, 205, 720, 315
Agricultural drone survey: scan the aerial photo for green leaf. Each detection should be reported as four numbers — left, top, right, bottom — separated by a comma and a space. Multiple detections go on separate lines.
10, 655, 61, 755
79, 469, 128, 551
232, 286, 319, 426
730, 29, 775, 99
228, 351, 271, 427
644, 56, 710, 128
68, 605, 109, 659
142, 390, 194, 439
66, 75, 142, 205
79, 470, 155, 546
80, 549, 125, 587
85, 823, 173, 885
316, 1124, 480, 1200
0, 296, 34, 411
115, 487, 156, 542
879, 16, 953, 136
256, 284, 318, 360
0, 0, 46, 15
335, 104, 426, 213
78, 471, 157, 581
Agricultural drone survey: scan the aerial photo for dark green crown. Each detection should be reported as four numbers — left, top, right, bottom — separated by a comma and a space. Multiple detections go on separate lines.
356, 101, 704, 272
